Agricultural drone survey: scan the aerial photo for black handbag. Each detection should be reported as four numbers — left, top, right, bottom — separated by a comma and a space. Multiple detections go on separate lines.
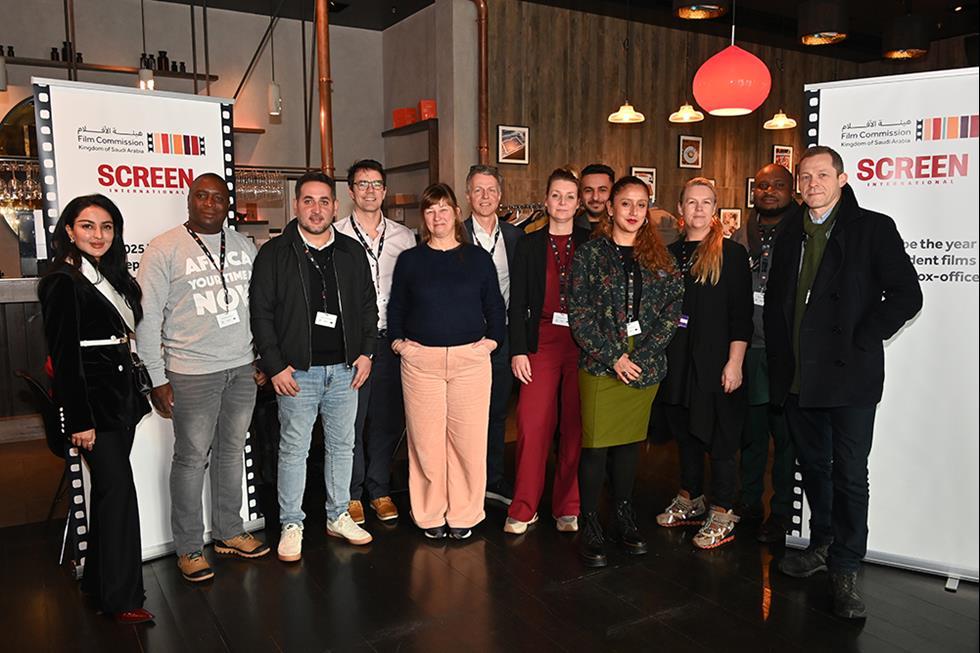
131, 352, 153, 396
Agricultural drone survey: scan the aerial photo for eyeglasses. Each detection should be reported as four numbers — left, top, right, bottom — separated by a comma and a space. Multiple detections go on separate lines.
352, 180, 385, 191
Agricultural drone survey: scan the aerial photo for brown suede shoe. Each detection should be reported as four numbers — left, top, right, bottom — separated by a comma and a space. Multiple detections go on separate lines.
349, 500, 366, 525
213, 532, 271, 558
177, 551, 214, 582
370, 496, 399, 521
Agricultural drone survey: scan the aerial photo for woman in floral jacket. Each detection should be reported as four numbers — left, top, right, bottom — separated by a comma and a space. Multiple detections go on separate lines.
569, 176, 683, 568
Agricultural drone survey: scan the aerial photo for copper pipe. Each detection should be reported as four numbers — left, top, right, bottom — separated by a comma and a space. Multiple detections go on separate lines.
471, 0, 489, 165
315, 0, 334, 176
190, 2, 199, 94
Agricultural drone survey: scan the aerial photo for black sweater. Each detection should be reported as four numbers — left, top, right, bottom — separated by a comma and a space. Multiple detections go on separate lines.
387, 243, 506, 347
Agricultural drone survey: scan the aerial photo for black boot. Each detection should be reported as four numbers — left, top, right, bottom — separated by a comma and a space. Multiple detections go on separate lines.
578, 512, 608, 568
778, 542, 831, 578
756, 513, 792, 543
830, 571, 867, 619
609, 501, 648, 555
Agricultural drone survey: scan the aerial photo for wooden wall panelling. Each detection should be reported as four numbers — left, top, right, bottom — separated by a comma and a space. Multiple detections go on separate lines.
489, 0, 963, 217
0, 302, 47, 417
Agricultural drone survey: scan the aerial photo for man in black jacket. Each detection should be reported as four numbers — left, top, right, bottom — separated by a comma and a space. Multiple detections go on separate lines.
764, 146, 922, 619
250, 171, 378, 562
464, 164, 522, 506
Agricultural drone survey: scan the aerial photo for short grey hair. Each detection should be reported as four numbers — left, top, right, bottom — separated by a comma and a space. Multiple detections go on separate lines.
466, 164, 503, 192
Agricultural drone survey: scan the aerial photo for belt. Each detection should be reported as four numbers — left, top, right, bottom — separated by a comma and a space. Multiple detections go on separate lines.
80, 335, 129, 348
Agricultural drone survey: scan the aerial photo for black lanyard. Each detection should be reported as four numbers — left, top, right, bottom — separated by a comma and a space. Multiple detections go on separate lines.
548, 234, 574, 312
608, 239, 637, 322
185, 224, 228, 303
302, 243, 332, 313
677, 242, 696, 277
754, 223, 778, 290
350, 216, 386, 293
476, 223, 502, 257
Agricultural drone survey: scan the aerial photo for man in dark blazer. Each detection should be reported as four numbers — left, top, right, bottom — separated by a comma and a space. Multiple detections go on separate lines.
764, 146, 922, 619
464, 164, 522, 506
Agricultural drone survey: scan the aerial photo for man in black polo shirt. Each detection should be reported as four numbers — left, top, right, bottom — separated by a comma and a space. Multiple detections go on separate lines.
250, 171, 378, 562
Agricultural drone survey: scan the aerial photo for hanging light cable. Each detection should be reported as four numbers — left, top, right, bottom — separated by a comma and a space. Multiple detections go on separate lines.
609, 0, 645, 124
692, 0, 771, 116
763, 59, 797, 129
669, 31, 705, 123
138, 0, 154, 90
268, 23, 283, 116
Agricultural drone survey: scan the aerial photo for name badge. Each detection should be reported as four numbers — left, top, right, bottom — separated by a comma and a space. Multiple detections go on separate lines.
754, 291, 766, 307
626, 320, 642, 336
678, 315, 689, 329
552, 312, 569, 327
216, 309, 240, 329
315, 311, 338, 328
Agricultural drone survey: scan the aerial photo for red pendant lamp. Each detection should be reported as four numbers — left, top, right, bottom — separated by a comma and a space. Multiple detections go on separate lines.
692, 2, 771, 116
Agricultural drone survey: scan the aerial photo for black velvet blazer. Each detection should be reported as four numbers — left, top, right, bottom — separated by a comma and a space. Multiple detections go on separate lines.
37, 265, 150, 437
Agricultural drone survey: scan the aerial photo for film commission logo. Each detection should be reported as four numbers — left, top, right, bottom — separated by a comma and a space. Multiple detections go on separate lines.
76, 124, 205, 194
840, 113, 978, 188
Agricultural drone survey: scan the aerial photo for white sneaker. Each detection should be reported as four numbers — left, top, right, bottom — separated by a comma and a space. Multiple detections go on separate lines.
278, 523, 303, 562
327, 511, 373, 546
503, 513, 538, 535
555, 515, 579, 532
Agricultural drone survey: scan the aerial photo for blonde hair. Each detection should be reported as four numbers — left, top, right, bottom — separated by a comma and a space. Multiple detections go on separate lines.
679, 177, 723, 286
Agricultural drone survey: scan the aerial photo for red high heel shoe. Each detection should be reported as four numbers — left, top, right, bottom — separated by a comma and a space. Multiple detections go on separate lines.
114, 608, 155, 624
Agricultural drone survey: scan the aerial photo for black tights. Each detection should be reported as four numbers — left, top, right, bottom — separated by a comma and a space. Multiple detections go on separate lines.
578, 443, 641, 514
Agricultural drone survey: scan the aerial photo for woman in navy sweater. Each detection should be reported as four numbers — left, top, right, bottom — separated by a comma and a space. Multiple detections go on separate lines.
387, 183, 506, 540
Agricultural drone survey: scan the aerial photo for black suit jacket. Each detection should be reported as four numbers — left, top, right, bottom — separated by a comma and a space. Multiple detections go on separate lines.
464, 216, 521, 272
37, 265, 150, 436
509, 226, 592, 355
763, 184, 922, 408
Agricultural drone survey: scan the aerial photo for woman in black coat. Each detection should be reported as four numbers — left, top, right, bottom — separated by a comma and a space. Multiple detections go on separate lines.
37, 195, 153, 623
655, 178, 753, 550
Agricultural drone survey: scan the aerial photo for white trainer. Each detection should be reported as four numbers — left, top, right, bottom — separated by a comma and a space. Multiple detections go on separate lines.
503, 513, 539, 535
327, 511, 373, 546
555, 515, 579, 532
278, 523, 303, 562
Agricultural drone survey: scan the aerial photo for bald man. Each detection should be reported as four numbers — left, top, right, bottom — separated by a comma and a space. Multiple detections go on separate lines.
735, 164, 800, 544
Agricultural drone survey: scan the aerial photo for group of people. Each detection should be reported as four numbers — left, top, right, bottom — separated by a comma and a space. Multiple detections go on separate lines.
38, 145, 922, 625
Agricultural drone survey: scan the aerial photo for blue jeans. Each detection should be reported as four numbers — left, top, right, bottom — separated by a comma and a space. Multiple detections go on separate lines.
277, 364, 357, 524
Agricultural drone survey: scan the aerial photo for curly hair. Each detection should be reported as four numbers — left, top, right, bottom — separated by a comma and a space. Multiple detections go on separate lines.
597, 176, 674, 274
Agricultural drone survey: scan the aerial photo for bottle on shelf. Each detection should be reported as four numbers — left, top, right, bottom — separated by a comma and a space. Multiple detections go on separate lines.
179, 61, 187, 73
6, 46, 13, 57
157, 50, 168, 70
51, 47, 60, 61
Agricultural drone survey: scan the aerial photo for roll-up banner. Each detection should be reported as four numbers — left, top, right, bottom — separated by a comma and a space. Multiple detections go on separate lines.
32, 78, 263, 564
792, 68, 978, 582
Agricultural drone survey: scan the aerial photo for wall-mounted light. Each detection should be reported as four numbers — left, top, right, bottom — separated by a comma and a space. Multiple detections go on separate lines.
799, 1, 849, 45
673, 0, 729, 19
883, 13, 931, 59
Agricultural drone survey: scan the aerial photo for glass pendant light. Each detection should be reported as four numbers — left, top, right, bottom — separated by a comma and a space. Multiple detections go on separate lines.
609, 0, 645, 124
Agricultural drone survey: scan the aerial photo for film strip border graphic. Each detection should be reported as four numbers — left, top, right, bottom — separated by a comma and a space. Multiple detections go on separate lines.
148, 132, 206, 156
916, 114, 980, 141
32, 83, 61, 256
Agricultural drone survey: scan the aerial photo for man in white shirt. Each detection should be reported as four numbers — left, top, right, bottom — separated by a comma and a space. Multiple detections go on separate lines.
463, 164, 522, 505
335, 159, 417, 525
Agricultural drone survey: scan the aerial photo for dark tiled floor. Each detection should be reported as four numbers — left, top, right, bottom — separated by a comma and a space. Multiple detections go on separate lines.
1, 440, 976, 652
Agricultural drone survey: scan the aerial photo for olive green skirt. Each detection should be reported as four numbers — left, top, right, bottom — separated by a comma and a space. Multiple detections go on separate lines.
579, 369, 660, 449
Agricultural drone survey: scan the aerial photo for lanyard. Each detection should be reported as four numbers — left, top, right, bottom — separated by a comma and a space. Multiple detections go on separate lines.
302, 243, 332, 313
548, 234, 574, 312
753, 223, 778, 290
185, 224, 228, 303
608, 239, 637, 322
676, 242, 696, 277
350, 216, 386, 294
476, 223, 502, 257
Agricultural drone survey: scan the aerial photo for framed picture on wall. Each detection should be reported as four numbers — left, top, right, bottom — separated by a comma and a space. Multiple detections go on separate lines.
679, 135, 703, 169
629, 166, 657, 204
746, 177, 756, 208
773, 145, 793, 171
720, 208, 742, 238
498, 125, 529, 165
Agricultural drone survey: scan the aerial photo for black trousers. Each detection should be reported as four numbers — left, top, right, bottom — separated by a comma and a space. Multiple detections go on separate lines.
578, 443, 640, 514
664, 404, 738, 510
784, 395, 876, 572
351, 335, 406, 500
487, 332, 513, 487
79, 426, 144, 613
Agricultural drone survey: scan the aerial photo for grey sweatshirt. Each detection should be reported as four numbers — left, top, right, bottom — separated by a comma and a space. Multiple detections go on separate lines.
136, 225, 257, 386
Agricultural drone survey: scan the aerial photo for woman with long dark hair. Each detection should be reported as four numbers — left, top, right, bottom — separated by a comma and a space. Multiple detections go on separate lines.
569, 176, 683, 567
37, 194, 153, 623
387, 183, 506, 540
655, 177, 753, 549
505, 168, 590, 535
